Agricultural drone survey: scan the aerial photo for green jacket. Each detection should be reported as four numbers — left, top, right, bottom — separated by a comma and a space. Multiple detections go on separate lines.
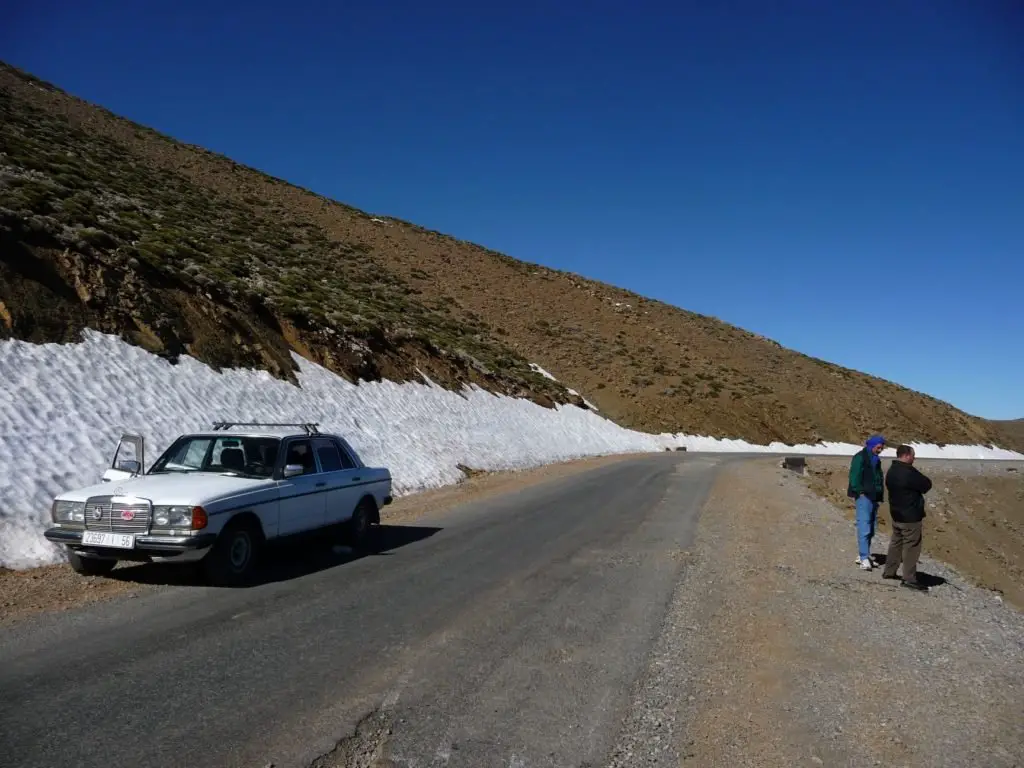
847, 448, 885, 503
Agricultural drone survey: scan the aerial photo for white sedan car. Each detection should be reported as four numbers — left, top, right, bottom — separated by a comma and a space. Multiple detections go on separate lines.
44, 422, 393, 586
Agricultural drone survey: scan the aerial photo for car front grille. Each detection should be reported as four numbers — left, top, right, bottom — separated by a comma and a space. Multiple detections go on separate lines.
84, 495, 152, 533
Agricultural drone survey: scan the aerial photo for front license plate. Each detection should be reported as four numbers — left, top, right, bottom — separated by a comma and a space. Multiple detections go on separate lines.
81, 531, 136, 549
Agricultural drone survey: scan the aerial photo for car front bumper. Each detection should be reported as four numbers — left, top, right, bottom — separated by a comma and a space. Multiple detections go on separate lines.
44, 527, 217, 562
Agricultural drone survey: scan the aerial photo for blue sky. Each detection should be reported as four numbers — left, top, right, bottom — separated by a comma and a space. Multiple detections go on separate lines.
4, 1, 1022, 419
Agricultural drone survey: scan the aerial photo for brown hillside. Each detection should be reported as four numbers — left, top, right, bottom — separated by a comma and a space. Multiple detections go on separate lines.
1, 62, 1019, 451
991, 420, 1024, 450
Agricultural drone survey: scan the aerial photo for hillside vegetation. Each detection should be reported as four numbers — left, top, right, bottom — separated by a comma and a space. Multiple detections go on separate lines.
995, 420, 1024, 448
1, 61, 1019, 451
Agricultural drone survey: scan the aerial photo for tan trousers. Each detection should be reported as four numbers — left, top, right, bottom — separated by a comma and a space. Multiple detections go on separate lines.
883, 521, 923, 583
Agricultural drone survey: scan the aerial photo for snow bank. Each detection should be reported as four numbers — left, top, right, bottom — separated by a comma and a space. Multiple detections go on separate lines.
528, 362, 559, 382
530, 362, 598, 410
1, 331, 1020, 569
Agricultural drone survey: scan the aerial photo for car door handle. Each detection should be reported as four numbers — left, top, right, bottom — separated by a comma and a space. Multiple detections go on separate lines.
316, 481, 327, 487
351, 476, 361, 482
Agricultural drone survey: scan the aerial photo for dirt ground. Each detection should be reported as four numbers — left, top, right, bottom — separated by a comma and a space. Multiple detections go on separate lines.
0, 451, 642, 625
801, 456, 1024, 609
672, 458, 1024, 767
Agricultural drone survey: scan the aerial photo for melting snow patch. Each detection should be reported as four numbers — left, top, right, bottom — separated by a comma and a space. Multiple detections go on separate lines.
0, 331, 1021, 569
528, 362, 559, 381
529, 362, 598, 409
566, 388, 599, 411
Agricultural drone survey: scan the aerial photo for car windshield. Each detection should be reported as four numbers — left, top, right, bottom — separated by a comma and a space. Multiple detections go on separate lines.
150, 436, 281, 479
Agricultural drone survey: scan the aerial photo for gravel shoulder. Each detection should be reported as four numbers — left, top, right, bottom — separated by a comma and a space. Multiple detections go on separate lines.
643, 458, 1024, 767
802, 456, 1024, 609
0, 451, 641, 626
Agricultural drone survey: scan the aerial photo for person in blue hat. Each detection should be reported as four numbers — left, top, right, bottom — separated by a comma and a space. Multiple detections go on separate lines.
847, 434, 887, 569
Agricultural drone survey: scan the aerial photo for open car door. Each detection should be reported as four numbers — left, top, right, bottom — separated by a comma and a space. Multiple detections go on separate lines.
102, 433, 146, 482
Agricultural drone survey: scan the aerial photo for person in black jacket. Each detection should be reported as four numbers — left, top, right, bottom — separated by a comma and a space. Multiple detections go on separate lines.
882, 444, 933, 591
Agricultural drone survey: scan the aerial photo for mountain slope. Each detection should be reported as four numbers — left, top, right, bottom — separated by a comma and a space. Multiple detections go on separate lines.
1, 61, 1018, 452
992, 420, 1024, 450
0, 64, 572, 411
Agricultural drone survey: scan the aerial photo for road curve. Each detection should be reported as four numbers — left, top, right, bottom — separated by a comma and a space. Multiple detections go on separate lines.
1, 452, 734, 768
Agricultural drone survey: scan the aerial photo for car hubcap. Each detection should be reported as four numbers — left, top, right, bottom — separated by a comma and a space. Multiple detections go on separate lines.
230, 533, 250, 569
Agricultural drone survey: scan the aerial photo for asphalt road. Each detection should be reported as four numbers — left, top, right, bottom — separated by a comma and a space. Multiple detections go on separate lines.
0, 452, 733, 768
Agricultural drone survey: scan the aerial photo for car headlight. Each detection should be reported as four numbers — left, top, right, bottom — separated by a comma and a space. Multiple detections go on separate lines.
152, 505, 194, 528
52, 500, 85, 523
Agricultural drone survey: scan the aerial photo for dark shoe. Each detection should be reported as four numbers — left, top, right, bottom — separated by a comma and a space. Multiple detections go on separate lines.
901, 580, 929, 592
881, 572, 900, 580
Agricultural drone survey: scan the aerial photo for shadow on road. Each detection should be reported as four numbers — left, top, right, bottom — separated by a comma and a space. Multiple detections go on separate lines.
914, 570, 947, 589
872, 561, 950, 589
106, 524, 442, 588
872, 555, 949, 588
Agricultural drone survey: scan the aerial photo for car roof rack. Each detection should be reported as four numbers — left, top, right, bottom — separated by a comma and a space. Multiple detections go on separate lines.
211, 421, 321, 436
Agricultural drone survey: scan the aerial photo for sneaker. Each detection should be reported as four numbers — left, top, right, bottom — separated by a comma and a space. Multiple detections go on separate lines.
858, 558, 873, 571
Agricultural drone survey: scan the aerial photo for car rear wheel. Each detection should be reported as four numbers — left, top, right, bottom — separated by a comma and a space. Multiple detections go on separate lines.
344, 499, 376, 551
203, 519, 262, 586
67, 550, 117, 576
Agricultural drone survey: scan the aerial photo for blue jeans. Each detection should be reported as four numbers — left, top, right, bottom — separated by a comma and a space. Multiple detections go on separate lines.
855, 495, 879, 560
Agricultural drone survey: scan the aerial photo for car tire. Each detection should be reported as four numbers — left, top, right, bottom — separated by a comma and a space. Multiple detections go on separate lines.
202, 519, 262, 587
67, 550, 117, 576
344, 499, 376, 551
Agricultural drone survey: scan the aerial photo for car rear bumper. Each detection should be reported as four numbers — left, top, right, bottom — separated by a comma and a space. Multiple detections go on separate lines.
44, 527, 217, 562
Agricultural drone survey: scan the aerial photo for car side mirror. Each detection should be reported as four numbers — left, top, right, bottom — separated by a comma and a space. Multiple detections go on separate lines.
117, 460, 142, 475
283, 464, 304, 478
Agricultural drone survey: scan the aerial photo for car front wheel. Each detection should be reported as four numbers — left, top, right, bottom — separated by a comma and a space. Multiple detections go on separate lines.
202, 520, 262, 586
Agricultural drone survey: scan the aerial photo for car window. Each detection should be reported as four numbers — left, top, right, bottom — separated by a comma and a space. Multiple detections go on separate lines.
314, 439, 344, 472
284, 439, 318, 475
113, 439, 141, 470
210, 439, 242, 469
151, 436, 280, 478
163, 438, 212, 469
155, 438, 212, 472
335, 439, 357, 469
181, 440, 211, 467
